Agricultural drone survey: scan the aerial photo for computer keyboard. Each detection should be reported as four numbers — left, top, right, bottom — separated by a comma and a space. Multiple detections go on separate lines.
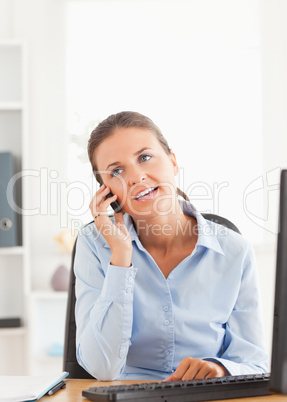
82, 373, 271, 401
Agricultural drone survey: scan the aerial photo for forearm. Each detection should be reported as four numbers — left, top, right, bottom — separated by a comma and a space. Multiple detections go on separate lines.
76, 264, 137, 380
110, 246, 132, 268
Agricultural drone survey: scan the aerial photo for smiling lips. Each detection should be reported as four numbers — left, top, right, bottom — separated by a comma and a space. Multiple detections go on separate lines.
134, 186, 159, 201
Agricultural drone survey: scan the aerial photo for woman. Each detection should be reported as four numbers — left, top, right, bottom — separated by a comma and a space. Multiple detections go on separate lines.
74, 111, 268, 381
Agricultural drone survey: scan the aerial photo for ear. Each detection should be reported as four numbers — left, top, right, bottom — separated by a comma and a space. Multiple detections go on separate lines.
169, 150, 179, 176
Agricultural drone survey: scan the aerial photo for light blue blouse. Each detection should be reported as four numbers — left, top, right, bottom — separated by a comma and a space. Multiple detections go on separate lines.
74, 201, 269, 381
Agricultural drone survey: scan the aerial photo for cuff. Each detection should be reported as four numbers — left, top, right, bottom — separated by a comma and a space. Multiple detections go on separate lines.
203, 357, 264, 376
100, 263, 138, 302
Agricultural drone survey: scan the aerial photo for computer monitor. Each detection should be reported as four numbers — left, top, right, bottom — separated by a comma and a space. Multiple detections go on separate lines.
270, 169, 287, 393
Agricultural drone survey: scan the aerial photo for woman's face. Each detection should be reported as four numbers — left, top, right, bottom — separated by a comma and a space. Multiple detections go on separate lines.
94, 127, 179, 219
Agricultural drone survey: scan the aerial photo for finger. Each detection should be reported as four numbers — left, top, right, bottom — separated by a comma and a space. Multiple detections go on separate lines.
193, 361, 223, 380
92, 197, 115, 224
163, 358, 191, 382
90, 187, 115, 216
94, 184, 108, 201
89, 185, 109, 210
181, 360, 202, 381
97, 183, 106, 194
192, 364, 212, 380
205, 370, 218, 379
100, 193, 118, 211
97, 186, 113, 206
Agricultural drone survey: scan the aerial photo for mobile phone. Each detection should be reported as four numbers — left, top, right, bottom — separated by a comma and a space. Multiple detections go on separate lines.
105, 191, 122, 213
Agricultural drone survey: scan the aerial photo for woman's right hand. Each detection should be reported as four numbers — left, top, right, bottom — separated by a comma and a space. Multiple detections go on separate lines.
89, 184, 132, 267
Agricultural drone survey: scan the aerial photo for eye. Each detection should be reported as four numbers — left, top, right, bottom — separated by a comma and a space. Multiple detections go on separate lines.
111, 167, 123, 177
139, 154, 152, 163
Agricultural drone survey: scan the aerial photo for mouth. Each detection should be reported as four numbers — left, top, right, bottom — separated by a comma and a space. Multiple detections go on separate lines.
134, 186, 159, 201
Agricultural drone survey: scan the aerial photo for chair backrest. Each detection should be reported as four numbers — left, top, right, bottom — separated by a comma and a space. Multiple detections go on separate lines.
63, 236, 94, 379
63, 213, 240, 378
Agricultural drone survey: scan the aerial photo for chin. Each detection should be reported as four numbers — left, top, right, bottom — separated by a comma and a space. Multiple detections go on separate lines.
128, 204, 174, 221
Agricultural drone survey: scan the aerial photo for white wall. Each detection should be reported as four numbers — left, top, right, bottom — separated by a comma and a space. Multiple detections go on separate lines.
0, 0, 287, 366
261, 0, 287, 174
259, 0, 287, 358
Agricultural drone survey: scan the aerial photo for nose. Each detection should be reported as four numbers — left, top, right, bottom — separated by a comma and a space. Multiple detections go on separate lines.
127, 166, 146, 187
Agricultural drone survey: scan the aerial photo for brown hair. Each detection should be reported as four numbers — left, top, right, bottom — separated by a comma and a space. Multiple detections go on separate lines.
87, 111, 189, 201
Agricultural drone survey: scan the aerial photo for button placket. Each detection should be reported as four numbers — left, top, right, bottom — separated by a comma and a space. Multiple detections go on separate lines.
162, 302, 173, 371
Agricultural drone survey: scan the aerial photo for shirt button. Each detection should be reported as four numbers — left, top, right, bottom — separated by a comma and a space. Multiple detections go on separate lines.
163, 362, 169, 368
164, 320, 170, 326
163, 306, 169, 312
164, 350, 170, 356
128, 276, 134, 282
126, 287, 132, 294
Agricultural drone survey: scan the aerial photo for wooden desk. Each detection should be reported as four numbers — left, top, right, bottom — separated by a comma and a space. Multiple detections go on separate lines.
40, 379, 287, 402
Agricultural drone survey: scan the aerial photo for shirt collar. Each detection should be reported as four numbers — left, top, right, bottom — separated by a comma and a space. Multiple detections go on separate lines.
180, 201, 225, 255
122, 200, 224, 256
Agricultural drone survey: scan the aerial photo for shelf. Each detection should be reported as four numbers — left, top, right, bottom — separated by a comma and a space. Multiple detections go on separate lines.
0, 246, 26, 256
0, 40, 24, 47
0, 102, 23, 110
31, 291, 68, 301
0, 327, 26, 336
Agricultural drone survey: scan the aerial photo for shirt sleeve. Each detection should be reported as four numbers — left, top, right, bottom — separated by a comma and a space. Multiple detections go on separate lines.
74, 231, 138, 381
205, 243, 269, 375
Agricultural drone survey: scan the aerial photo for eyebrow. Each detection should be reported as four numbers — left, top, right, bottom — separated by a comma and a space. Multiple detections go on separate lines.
106, 148, 152, 170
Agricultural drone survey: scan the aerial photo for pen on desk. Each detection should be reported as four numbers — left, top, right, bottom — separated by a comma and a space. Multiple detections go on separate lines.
48, 380, 66, 396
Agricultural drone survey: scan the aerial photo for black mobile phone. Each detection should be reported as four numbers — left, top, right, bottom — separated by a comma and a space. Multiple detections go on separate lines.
105, 191, 122, 213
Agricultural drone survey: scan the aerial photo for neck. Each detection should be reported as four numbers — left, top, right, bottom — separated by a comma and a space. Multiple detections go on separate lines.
132, 201, 197, 253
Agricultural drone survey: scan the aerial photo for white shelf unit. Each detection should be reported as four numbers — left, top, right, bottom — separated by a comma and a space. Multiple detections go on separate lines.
0, 41, 30, 375
0, 40, 70, 376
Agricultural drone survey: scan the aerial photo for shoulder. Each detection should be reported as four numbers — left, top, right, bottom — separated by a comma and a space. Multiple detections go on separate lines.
206, 218, 254, 266
76, 220, 108, 252
181, 201, 253, 262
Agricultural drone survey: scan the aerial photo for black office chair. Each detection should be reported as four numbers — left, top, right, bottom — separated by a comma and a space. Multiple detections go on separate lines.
63, 213, 240, 378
